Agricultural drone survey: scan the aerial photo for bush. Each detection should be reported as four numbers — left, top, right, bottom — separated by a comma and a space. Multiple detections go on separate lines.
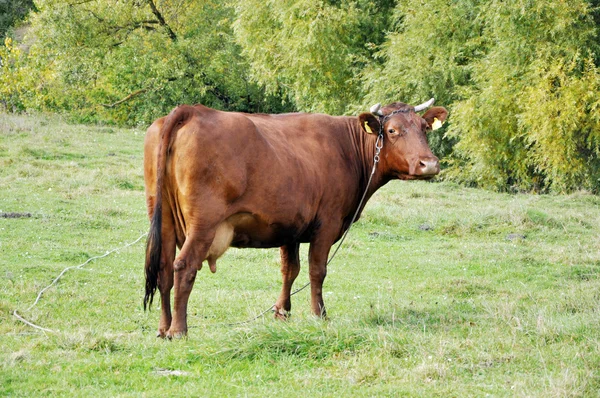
446, 0, 600, 192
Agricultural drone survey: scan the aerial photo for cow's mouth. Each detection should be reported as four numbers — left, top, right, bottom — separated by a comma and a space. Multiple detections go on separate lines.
399, 173, 437, 181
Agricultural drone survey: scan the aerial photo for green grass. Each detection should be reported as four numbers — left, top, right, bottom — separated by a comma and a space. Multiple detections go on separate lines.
1, 113, 600, 396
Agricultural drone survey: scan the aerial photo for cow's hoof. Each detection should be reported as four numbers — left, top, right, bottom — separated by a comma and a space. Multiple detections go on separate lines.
165, 329, 187, 339
156, 324, 171, 338
273, 307, 290, 321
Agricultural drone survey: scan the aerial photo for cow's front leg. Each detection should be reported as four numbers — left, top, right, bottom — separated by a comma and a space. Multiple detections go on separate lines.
274, 243, 301, 320
308, 239, 333, 318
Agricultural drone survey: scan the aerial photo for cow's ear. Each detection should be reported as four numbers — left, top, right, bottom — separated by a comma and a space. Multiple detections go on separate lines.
358, 113, 381, 135
422, 107, 448, 131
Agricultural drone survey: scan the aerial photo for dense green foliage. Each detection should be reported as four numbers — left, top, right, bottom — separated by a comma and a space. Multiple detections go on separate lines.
447, 1, 600, 192
1, 0, 600, 192
2, 0, 293, 125
234, 0, 394, 114
2, 114, 600, 395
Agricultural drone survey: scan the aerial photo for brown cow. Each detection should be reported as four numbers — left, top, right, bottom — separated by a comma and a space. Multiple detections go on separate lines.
144, 100, 448, 338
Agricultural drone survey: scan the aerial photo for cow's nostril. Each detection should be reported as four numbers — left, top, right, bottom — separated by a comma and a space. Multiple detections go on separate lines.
418, 159, 439, 175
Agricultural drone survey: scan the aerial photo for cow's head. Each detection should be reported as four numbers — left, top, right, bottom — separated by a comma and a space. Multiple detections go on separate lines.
358, 99, 448, 180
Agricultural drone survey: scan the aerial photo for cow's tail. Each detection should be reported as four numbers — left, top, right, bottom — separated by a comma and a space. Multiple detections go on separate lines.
144, 105, 192, 310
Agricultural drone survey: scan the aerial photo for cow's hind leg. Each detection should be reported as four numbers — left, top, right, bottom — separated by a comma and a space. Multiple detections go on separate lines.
150, 199, 176, 338
167, 231, 213, 339
157, 233, 176, 338
274, 243, 301, 320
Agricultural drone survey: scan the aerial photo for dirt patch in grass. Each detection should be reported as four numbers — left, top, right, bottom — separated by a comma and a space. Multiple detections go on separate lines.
0, 212, 32, 219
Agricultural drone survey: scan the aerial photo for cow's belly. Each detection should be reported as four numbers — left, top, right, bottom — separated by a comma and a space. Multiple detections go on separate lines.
226, 212, 309, 248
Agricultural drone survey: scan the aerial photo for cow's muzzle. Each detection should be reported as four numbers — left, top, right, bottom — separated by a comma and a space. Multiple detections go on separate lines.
412, 157, 440, 177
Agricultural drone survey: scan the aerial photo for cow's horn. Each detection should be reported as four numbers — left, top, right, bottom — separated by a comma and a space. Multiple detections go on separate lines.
413, 98, 435, 112
370, 103, 383, 115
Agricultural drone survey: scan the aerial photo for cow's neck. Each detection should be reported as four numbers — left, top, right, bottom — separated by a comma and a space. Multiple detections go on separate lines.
347, 119, 390, 214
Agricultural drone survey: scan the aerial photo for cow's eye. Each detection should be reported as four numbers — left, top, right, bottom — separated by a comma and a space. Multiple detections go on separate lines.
388, 129, 396, 134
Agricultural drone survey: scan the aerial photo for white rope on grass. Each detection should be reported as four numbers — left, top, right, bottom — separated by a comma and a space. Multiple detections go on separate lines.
12, 310, 55, 333
12, 232, 148, 333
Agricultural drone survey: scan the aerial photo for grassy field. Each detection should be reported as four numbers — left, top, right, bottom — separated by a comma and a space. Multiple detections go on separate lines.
1, 113, 599, 397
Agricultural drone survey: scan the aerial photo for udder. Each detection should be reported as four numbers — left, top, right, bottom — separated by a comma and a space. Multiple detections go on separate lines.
204, 221, 234, 273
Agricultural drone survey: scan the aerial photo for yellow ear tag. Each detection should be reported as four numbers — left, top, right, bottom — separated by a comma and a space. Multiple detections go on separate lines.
364, 121, 373, 134
431, 117, 443, 131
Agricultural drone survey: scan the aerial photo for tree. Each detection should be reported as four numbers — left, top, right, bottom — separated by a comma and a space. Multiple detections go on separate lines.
447, 0, 600, 192
233, 0, 394, 115
11, 0, 292, 125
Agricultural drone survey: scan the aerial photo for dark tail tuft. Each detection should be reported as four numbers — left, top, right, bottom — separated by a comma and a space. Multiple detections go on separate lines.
144, 204, 162, 310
